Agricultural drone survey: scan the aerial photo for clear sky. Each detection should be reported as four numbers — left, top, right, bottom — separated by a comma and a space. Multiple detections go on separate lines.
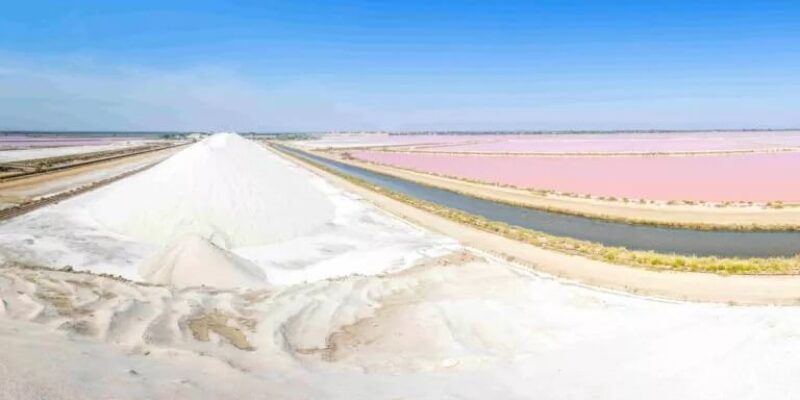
1, 0, 798, 131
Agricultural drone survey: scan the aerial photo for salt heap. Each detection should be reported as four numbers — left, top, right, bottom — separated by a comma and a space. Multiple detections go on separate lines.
89, 133, 335, 249
138, 234, 266, 289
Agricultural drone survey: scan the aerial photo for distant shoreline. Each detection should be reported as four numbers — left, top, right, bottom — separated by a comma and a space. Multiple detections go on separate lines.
2, 128, 800, 137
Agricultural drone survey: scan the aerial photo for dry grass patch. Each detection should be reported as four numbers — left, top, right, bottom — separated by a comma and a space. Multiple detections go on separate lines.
188, 310, 256, 351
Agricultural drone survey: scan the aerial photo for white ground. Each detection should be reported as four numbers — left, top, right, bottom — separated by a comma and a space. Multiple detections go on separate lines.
1, 134, 800, 399
89, 134, 336, 249
2, 255, 799, 399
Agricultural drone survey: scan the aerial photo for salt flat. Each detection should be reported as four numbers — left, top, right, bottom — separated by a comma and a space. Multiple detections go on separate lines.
0, 142, 144, 162
301, 131, 800, 154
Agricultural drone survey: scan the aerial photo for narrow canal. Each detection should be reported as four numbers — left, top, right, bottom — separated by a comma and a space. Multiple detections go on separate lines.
277, 145, 800, 258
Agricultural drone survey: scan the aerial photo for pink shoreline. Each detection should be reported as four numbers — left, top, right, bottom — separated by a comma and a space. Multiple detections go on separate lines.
351, 150, 800, 202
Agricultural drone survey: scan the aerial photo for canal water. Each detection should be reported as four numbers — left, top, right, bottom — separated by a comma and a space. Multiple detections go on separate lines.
278, 145, 800, 258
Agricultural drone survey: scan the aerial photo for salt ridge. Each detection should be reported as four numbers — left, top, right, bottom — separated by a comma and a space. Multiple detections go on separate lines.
88, 133, 335, 248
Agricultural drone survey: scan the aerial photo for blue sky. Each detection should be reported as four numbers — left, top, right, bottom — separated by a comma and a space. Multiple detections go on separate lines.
1, 0, 798, 131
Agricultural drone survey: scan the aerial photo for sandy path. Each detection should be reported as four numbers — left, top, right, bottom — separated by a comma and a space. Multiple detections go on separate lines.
277, 146, 800, 305
311, 148, 800, 230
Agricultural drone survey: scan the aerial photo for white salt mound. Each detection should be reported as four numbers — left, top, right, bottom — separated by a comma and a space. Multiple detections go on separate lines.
139, 234, 267, 289
88, 133, 334, 248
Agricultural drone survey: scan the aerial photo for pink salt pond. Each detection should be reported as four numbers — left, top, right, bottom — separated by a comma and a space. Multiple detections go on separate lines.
351, 150, 800, 203
415, 132, 800, 154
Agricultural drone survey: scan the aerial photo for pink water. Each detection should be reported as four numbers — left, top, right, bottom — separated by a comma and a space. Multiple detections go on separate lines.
0, 140, 113, 148
0, 135, 145, 149
307, 134, 498, 149
415, 132, 800, 154
352, 151, 800, 202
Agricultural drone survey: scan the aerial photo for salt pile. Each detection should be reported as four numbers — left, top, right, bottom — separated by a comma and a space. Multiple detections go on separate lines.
88, 133, 334, 248
139, 234, 267, 289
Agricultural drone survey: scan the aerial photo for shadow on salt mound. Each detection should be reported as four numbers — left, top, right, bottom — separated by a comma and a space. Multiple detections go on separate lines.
139, 234, 268, 289
88, 132, 334, 248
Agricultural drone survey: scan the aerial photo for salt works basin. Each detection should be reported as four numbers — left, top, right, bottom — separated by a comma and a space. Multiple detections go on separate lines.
276, 145, 800, 258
